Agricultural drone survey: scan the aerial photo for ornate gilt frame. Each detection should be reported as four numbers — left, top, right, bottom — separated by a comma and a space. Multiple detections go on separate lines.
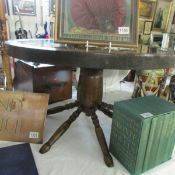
152, 0, 173, 32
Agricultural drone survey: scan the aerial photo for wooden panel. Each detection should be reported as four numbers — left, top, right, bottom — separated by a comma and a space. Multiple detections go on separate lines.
0, 90, 49, 143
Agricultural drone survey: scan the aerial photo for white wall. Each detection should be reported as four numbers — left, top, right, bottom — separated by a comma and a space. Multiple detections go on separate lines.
7, 0, 50, 39
0, 0, 52, 65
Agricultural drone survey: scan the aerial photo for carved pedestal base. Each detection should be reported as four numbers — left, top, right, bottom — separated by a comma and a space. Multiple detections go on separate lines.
40, 68, 114, 167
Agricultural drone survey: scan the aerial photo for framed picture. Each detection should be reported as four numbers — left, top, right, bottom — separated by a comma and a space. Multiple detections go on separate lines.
12, 0, 36, 16
144, 21, 152, 35
55, 0, 139, 47
150, 32, 163, 47
139, 0, 157, 21
141, 44, 149, 53
140, 34, 150, 45
49, 0, 55, 15
153, 0, 173, 32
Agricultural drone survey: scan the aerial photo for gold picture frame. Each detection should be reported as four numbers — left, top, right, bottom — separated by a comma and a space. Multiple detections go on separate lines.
12, 0, 36, 16
55, 0, 139, 47
153, 0, 173, 32
144, 21, 153, 35
139, 0, 157, 21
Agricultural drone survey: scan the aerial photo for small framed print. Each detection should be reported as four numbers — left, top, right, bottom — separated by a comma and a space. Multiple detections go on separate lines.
153, 0, 173, 32
12, 0, 36, 16
139, 0, 157, 21
141, 44, 149, 53
55, 0, 139, 47
140, 35, 150, 45
144, 21, 152, 35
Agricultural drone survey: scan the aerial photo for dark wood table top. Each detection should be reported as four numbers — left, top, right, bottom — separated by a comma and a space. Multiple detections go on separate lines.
5, 39, 175, 70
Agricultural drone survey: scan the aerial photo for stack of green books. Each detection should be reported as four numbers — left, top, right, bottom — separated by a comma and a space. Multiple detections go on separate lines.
110, 96, 175, 175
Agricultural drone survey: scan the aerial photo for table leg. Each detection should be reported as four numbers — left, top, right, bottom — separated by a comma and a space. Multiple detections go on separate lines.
91, 112, 113, 167
47, 101, 78, 115
40, 107, 82, 153
40, 68, 114, 167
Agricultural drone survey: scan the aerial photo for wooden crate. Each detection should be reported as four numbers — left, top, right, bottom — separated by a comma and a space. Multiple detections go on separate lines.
13, 61, 72, 103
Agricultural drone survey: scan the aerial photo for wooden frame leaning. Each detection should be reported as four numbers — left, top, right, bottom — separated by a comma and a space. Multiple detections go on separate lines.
153, 0, 173, 32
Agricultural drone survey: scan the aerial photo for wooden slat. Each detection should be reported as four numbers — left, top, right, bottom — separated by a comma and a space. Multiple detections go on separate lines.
0, 0, 13, 89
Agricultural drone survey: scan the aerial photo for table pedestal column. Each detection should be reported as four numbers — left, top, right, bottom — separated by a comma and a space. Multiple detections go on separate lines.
40, 68, 114, 167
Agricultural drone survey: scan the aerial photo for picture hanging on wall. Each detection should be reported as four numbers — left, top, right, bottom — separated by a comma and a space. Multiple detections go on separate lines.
153, 0, 173, 32
55, 0, 139, 47
139, 0, 157, 21
12, 0, 36, 16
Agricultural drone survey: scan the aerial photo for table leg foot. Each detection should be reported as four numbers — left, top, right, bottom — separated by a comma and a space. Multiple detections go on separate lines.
91, 112, 114, 167
47, 101, 78, 115
39, 142, 51, 154
40, 107, 82, 153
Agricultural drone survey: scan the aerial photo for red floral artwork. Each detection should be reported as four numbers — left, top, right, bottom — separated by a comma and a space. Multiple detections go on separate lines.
70, 0, 126, 32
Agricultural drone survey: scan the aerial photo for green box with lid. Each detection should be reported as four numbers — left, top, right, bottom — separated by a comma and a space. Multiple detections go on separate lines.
110, 96, 175, 175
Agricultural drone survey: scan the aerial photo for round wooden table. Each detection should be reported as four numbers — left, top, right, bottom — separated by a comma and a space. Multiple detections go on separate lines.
6, 39, 175, 167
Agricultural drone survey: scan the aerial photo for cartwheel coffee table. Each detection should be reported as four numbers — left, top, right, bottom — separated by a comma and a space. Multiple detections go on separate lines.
6, 39, 175, 167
